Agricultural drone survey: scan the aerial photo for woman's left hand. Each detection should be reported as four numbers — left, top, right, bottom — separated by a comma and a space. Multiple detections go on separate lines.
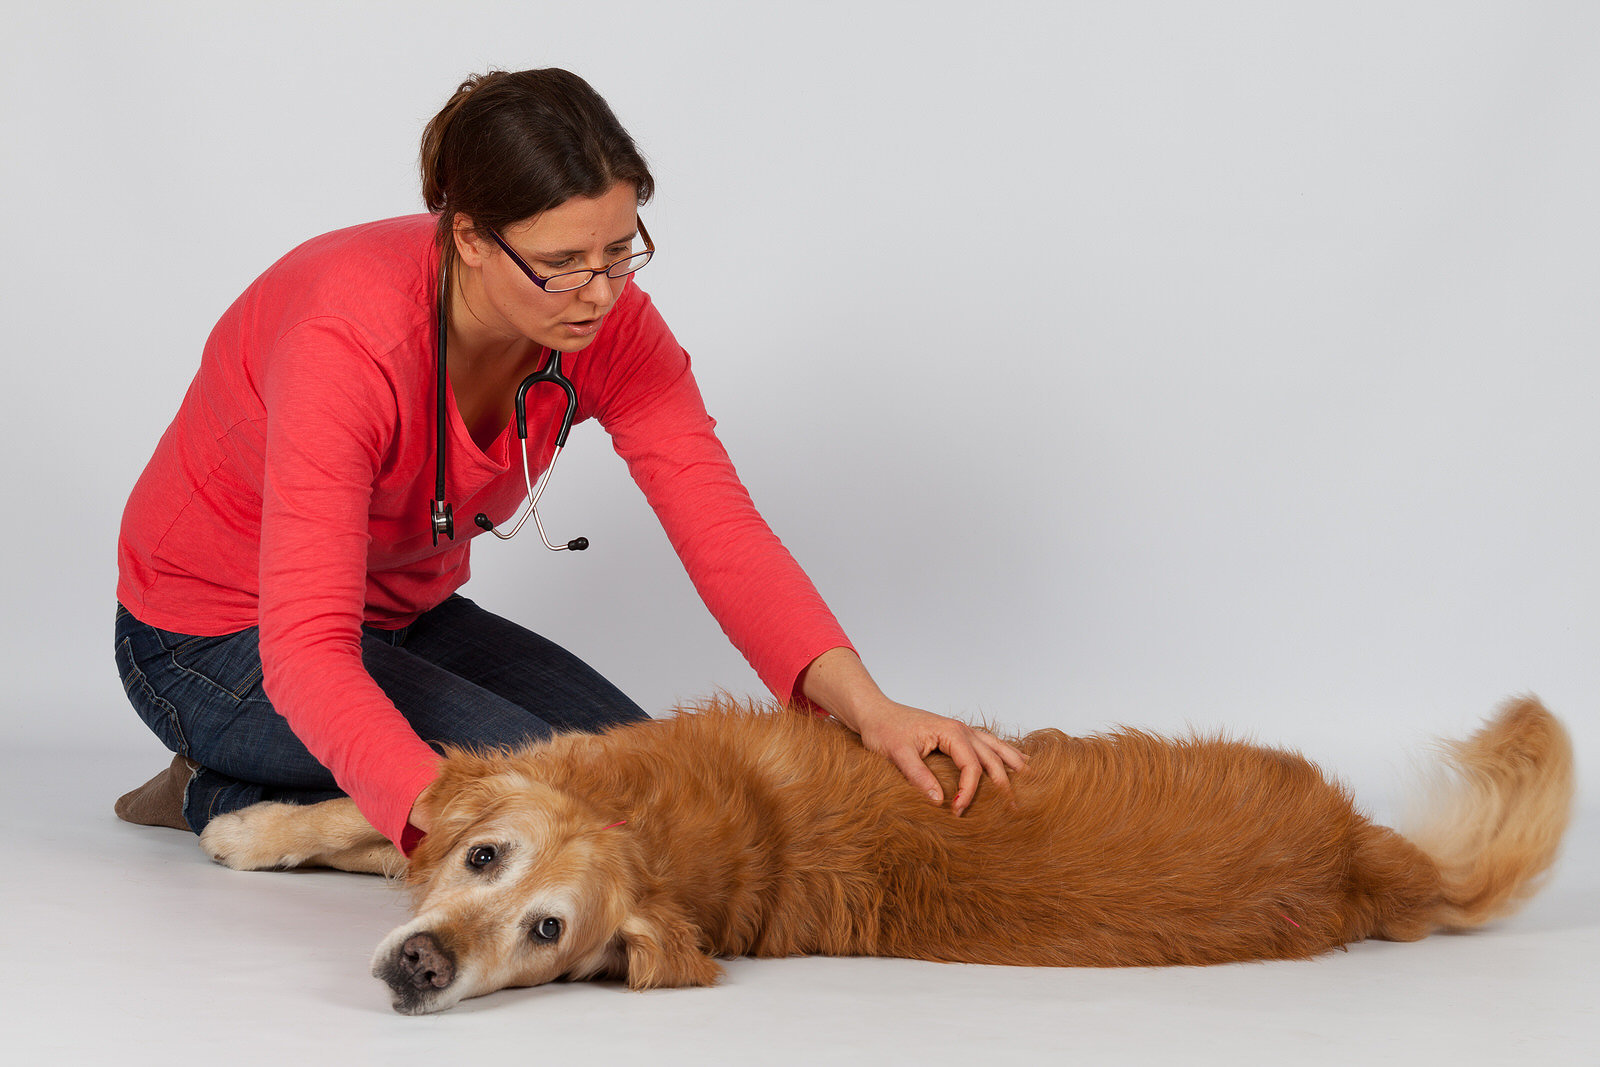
797, 648, 1027, 815
850, 699, 1027, 815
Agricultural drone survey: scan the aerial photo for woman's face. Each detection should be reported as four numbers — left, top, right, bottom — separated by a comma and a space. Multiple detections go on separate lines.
455, 181, 643, 354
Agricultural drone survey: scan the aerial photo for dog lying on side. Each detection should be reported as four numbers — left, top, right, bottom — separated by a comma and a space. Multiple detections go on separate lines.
199, 695, 1574, 1015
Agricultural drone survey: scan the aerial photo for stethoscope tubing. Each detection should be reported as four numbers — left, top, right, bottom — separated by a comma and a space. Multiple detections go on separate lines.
430, 258, 456, 545
430, 255, 587, 551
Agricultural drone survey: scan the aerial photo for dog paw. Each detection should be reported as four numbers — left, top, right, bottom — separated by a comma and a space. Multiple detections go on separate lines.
198, 802, 309, 870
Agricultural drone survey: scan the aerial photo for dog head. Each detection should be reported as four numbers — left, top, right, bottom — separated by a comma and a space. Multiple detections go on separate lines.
370, 748, 722, 1014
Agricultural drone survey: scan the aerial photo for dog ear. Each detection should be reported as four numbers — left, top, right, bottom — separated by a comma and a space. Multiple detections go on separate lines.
617, 897, 723, 990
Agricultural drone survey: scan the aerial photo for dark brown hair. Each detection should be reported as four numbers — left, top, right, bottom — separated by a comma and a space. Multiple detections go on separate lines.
420, 68, 654, 266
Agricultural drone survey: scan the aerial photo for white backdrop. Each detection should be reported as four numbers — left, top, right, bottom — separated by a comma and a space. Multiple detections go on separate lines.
4, 1, 1594, 798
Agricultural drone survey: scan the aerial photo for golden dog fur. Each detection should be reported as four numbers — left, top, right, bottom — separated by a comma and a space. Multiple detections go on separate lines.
198, 695, 1574, 1014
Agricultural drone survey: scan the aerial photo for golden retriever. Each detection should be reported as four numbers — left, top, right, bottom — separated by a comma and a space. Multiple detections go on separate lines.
198, 695, 1574, 1015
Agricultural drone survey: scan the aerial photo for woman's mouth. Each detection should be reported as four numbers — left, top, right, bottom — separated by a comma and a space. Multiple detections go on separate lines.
562, 315, 605, 338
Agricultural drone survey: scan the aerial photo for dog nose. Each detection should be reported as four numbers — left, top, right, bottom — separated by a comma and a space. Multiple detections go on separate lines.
398, 932, 455, 991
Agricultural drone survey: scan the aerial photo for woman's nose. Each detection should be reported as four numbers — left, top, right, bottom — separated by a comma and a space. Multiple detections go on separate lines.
577, 270, 614, 305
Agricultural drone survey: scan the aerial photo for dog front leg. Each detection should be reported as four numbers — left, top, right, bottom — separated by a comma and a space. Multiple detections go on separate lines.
199, 797, 403, 876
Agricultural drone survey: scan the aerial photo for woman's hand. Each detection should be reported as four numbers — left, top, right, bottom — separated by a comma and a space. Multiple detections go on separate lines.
797, 648, 1026, 815
407, 797, 433, 836
850, 699, 1026, 815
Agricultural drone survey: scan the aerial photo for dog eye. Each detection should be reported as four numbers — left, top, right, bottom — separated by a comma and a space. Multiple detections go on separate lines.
530, 917, 563, 943
466, 845, 497, 870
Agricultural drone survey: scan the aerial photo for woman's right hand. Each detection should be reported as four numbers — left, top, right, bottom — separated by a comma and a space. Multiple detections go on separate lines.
407, 798, 433, 836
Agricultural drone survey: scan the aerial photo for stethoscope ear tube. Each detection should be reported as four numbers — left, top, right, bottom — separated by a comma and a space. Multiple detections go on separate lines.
472, 436, 587, 550
513, 350, 578, 447
472, 348, 588, 551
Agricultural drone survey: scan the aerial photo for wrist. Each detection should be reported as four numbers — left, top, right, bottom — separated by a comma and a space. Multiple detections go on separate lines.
797, 646, 884, 734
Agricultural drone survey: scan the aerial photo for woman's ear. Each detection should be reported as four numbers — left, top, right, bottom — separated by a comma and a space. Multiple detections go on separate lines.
452, 213, 492, 269
617, 897, 722, 990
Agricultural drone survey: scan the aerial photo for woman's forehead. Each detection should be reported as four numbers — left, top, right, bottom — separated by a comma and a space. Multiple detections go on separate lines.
505, 183, 639, 248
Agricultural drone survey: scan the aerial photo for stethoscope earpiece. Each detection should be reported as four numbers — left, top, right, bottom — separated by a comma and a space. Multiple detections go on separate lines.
471, 513, 585, 549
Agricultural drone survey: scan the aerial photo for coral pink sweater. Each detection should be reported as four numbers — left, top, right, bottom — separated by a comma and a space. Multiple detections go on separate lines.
117, 215, 851, 848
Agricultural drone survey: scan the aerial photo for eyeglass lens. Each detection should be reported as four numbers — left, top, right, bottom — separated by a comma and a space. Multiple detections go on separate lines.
541, 251, 653, 292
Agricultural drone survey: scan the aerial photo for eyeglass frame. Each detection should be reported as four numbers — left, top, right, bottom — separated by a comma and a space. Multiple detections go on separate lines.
488, 216, 654, 293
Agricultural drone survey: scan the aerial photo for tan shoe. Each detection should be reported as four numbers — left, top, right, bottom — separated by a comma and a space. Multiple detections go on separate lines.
114, 754, 199, 832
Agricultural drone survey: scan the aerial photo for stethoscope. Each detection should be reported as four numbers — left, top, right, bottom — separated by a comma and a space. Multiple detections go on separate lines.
429, 257, 589, 552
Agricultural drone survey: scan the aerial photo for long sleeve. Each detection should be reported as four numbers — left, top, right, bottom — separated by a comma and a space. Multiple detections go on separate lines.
257, 319, 439, 847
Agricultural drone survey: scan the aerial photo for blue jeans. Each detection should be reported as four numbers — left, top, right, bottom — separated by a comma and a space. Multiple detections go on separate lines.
114, 596, 649, 833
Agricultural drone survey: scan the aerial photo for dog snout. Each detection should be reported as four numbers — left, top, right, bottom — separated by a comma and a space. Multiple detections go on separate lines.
398, 932, 455, 991
371, 927, 466, 1015
372, 930, 457, 1013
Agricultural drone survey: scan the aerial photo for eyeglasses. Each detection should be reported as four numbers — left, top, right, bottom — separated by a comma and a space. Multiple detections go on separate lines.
489, 217, 654, 293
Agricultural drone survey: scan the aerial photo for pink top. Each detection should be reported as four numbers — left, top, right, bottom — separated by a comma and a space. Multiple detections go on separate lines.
117, 214, 851, 848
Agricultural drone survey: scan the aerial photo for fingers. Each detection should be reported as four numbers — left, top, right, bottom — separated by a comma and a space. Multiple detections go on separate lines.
946, 727, 1017, 816
952, 746, 984, 816
904, 724, 1025, 816
856, 704, 1030, 816
992, 734, 1029, 772
886, 747, 946, 807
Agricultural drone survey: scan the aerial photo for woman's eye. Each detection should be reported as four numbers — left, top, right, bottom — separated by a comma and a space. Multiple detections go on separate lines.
467, 845, 497, 870
531, 917, 563, 943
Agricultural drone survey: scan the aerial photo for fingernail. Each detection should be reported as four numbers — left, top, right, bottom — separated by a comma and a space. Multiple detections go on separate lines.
927, 789, 941, 803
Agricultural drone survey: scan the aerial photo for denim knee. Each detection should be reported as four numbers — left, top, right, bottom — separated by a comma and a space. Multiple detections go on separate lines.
116, 604, 189, 756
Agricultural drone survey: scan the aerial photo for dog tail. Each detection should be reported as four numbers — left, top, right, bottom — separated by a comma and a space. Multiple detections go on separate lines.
1404, 696, 1575, 930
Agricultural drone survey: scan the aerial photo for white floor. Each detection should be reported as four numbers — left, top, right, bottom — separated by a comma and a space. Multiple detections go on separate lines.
5, 743, 1595, 1066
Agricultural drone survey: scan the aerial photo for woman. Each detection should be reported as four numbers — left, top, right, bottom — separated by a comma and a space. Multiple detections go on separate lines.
114, 68, 1023, 854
